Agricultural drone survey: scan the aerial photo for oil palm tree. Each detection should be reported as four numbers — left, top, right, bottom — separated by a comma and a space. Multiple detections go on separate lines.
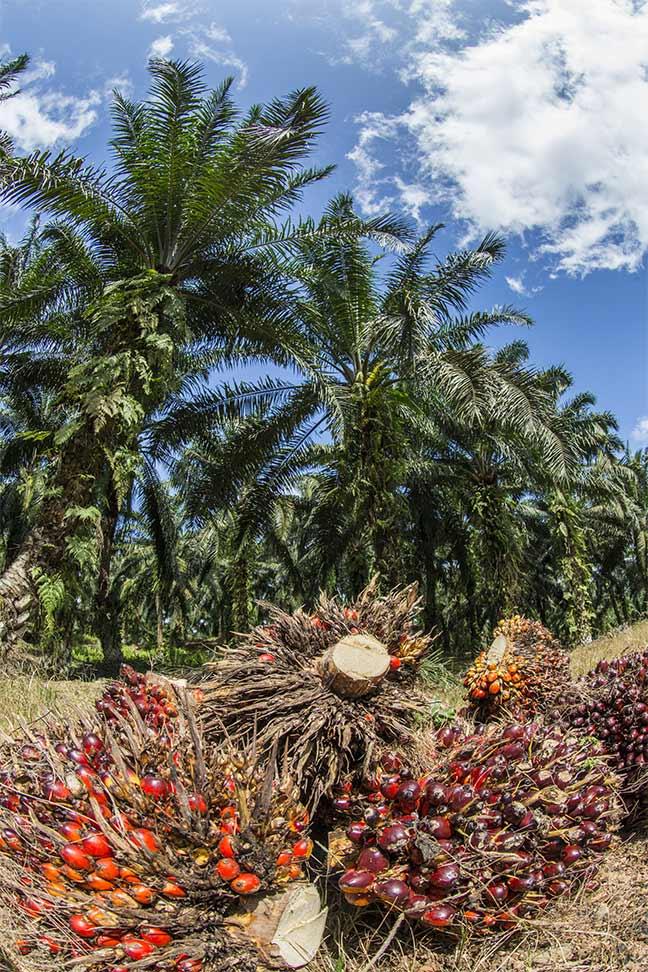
0, 60, 406, 658
174, 200, 533, 601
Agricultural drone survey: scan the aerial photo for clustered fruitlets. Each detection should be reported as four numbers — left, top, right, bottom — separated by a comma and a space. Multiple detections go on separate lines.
0, 668, 311, 971
552, 650, 648, 813
330, 721, 619, 934
198, 582, 433, 808
464, 616, 571, 720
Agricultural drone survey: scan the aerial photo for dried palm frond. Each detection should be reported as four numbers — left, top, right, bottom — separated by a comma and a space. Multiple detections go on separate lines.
196, 581, 437, 810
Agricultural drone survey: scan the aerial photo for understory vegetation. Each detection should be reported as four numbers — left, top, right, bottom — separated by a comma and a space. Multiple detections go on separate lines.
0, 55, 646, 672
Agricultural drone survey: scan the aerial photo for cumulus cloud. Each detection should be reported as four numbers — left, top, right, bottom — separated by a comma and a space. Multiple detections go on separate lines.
149, 35, 174, 58
0, 61, 99, 151
185, 22, 248, 87
349, 0, 648, 276
631, 416, 648, 446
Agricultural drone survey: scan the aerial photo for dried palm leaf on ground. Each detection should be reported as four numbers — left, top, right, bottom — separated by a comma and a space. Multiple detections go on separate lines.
463, 616, 571, 721
0, 667, 325, 972
196, 582, 436, 810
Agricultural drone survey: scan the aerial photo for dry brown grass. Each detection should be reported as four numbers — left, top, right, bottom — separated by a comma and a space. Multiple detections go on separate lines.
0, 675, 101, 733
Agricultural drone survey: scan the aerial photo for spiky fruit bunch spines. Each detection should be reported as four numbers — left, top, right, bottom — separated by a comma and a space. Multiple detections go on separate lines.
198, 582, 434, 809
464, 616, 571, 720
329, 721, 619, 936
551, 649, 648, 807
0, 675, 313, 972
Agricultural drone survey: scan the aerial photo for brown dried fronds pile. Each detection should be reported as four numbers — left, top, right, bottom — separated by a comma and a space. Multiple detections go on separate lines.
198, 582, 436, 809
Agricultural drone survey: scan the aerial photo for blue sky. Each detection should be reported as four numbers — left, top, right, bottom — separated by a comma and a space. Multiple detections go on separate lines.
1, 0, 648, 443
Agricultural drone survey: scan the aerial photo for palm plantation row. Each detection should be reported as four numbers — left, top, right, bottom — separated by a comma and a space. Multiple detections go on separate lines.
0, 57, 645, 671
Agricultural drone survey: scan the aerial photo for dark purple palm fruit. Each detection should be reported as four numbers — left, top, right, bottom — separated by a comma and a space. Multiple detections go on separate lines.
330, 720, 620, 936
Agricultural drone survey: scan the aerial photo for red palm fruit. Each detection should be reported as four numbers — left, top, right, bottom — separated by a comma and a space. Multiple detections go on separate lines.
561, 844, 583, 864
39, 935, 62, 955
276, 851, 292, 867
230, 873, 261, 895
81, 733, 104, 756
95, 858, 120, 881
356, 847, 389, 873
61, 844, 93, 871
344, 893, 371, 907
123, 939, 156, 960
60, 821, 83, 841
141, 775, 169, 800
85, 874, 115, 892
46, 881, 67, 898
177, 960, 202, 972
216, 858, 241, 881
374, 879, 410, 906
346, 822, 367, 844
68, 749, 90, 766
429, 863, 460, 890
339, 870, 375, 892
380, 776, 401, 800
86, 905, 117, 926
109, 812, 133, 832
69, 915, 97, 939
16, 939, 34, 955
130, 828, 160, 853
421, 904, 456, 927
41, 863, 61, 882
97, 935, 122, 948
258, 653, 276, 663
45, 780, 72, 801
2, 828, 22, 851
131, 884, 156, 905
548, 879, 568, 895
188, 793, 208, 814
21, 898, 46, 917
508, 875, 536, 893
63, 865, 86, 883
109, 890, 137, 909
292, 838, 313, 859
82, 833, 113, 858
142, 927, 172, 947
162, 878, 186, 898
376, 823, 409, 853
389, 657, 402, 671
424, 816, 452, 840
218, 835, 236, 859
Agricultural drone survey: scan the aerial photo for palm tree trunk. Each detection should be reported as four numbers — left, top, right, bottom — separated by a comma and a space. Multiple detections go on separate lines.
0, 426, 106, 661
94, 482, 123, 672
155, 592, 164, 650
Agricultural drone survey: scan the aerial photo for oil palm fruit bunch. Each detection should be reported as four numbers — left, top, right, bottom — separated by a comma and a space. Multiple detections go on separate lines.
329, 720, 619, 936
463, 615, 571, 720
550, 649, 648, 816
198, 581, 433, 810
0, 670, 325, 972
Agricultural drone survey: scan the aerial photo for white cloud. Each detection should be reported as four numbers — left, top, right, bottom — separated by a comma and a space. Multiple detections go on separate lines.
350, 0, 648, 276
505, 273, 542, 297
506, 275, 527, 296
186, 22, 248, 87
631, 416, 648, 446
0, 60, 99, 151
103, 73, 134, 100
149, 35, 174, 58
140, 2, 194, 23
288, 0, 401, 68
